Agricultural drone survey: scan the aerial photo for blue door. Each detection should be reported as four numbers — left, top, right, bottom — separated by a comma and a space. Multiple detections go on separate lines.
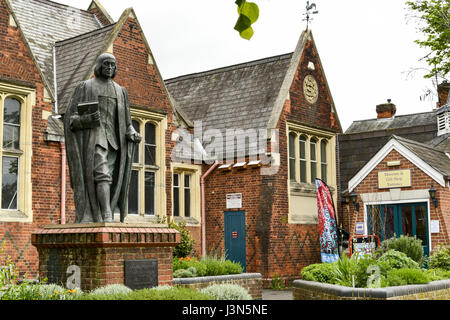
368, 203, 429, 255
224, 211, 246, 271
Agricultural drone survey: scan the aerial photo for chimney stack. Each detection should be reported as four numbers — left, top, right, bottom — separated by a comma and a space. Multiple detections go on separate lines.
437, 81, 450, 108
377, 99, 396, 119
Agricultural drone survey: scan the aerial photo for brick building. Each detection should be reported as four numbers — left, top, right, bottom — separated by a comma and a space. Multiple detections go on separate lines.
166, 30, 342, 282
0, 0, 342, 283
0, 0, 183, 277
338, 83, 450, 256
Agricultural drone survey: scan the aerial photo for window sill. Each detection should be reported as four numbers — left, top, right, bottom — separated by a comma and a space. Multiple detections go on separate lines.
119, 214, 166, 224
173, 216, 200, 227
289, 181, 335, 196
0, 210, 32, 223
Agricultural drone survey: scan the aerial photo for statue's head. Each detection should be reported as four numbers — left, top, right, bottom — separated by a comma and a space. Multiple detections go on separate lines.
94, 53, 117, 79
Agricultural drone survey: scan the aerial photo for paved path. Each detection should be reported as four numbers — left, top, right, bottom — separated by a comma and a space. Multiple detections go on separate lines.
262, 289, 293, 300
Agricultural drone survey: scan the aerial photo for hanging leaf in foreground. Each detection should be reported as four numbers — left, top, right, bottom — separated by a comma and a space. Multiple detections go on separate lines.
234, 0, 259, 40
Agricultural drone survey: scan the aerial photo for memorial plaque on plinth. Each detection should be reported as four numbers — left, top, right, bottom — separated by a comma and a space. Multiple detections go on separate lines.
124, 259, 158, 290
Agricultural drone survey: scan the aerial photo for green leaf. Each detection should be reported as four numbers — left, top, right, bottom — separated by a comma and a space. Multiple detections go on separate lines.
234, 0, 259, 40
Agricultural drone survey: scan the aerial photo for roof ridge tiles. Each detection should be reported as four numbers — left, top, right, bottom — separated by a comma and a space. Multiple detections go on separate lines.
165, 52, 293, 84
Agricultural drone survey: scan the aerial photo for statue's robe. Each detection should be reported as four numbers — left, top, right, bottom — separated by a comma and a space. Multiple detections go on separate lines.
64, 78, 134, 223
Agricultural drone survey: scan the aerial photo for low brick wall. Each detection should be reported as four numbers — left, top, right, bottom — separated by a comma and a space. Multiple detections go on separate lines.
173, 273, 262, 300
293, 279, 450, 300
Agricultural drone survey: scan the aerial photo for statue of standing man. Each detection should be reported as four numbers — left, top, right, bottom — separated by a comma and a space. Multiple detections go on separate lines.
64, 53, 142, 224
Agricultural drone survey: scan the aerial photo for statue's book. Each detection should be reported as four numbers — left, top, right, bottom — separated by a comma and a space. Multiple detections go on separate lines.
78, 101, 100, 128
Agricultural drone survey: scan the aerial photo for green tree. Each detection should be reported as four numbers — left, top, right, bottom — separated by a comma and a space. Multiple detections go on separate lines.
406, 0, 450, 78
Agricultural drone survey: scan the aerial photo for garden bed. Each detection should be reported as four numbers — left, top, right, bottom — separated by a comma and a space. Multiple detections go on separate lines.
293, 278, 450, 300
173, 273, 263, 300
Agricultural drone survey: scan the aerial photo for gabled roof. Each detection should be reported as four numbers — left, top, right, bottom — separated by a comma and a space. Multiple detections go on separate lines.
166, 29, 339, 156
166, 52, 293, 132
7, 0, 101, 96
339, 111, 439, 191
348, 135, 450, 192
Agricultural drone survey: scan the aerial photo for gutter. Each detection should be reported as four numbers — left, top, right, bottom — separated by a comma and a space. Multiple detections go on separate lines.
200, 161, 220, 258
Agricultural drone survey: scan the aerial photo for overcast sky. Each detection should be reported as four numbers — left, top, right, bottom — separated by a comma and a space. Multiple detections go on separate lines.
54, 0, 441, 131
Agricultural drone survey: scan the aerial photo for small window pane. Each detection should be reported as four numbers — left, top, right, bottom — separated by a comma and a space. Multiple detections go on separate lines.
310, 139, 317, 183
145, 172, 155, 216
145, 122, 156, 166
3, 98, 21, 150
132, 120, 140, 164
300, 136, 307, 183
4, 98, 20, 124
128, 170, 139, 214
289, 133, 296, 181
321, 140, 328, 183
184, 175, 191, 218
2, 157, 18, 210
173, 174, 180, 216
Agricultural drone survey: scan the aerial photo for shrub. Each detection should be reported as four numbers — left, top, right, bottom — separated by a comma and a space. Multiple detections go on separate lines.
89, 284, 132, 296
334, 254, 359, 287
378, 250, 419, 270
200, 284, 252, 300
169, 220, 195, 258
376, 236, 424, 265
382, 268, 431, 287
428, 245, 450, 270
80, 286, 213, 300
222, 260, 243, 275
424, 268, 450, 281
301, 262, 338, 284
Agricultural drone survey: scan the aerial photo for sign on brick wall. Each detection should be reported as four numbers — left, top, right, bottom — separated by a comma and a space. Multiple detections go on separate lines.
378, 169, 411, 189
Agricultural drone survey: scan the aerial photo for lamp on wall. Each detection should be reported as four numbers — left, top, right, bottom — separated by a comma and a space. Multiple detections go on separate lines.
349, 192, 359, 212
429, 184, 438, 208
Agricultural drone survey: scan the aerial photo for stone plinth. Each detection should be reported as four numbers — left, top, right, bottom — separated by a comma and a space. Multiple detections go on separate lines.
31, 223, 180, 292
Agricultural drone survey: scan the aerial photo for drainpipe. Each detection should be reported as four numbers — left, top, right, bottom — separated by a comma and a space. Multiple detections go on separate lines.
60, 142, 66, 225
201, 161, 219, 258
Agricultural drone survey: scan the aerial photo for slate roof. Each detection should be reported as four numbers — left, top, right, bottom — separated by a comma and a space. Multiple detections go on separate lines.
339, 111, 440, 192
8, 0, 102, 94
165, 53, 294, 155
55, 23, 117, 114
394, 135, 450, 177
345, 111, 437, 134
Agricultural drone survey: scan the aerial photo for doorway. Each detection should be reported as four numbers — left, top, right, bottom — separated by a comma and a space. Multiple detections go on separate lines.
367, 203, 429, 255
224, 211, 246, 271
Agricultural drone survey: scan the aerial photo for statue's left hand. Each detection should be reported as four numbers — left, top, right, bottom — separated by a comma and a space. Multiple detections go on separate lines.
126, 127, 142, 144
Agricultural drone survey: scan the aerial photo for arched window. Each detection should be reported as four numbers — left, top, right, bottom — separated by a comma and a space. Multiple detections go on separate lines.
145, 122, 156, 166
128, 120, 158, 217
1, 98, 21, 210
288, 132, 296, 181
299, 135, 307, 183
310, 138, 317, 183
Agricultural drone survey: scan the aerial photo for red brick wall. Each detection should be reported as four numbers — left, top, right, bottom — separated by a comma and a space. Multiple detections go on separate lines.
340, 149, 449, 253
0, 0, 64, 278
287, 40, 341, 132
88, 6, 112, 27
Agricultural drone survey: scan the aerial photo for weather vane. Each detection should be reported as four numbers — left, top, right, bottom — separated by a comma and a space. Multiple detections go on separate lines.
303, 1, 319, 30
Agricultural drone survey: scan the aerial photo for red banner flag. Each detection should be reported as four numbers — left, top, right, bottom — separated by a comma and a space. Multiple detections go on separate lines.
316, 179, 339, 263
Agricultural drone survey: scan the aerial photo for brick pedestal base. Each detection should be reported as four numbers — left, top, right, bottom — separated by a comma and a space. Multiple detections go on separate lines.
31, 223, 180, 292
